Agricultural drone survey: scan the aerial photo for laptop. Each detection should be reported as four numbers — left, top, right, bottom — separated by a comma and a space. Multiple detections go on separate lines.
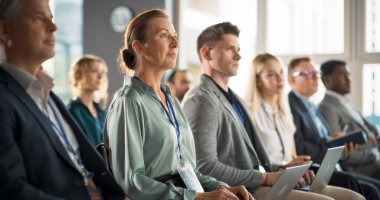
265, 163, 311, 200
300, 146, 345, 192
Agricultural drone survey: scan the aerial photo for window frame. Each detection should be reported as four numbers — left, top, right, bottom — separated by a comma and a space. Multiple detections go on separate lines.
257, 0, 380, 111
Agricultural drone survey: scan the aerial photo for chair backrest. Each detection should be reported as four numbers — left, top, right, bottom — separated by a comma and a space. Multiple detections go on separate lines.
96, 143, 113, 174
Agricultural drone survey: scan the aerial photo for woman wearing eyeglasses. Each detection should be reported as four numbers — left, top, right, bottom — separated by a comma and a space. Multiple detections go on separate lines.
245, 53, 365, 200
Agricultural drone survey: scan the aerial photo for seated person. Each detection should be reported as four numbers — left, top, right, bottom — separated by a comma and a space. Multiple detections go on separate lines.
104, 9, 253, 200
288, 57, 380, 186
0, 0, 124, 199
318, 60, 379, 154
248, 53, 379, 200
67, 54, 109, 147
167, 69, 193, 102
182, 22, 364, 200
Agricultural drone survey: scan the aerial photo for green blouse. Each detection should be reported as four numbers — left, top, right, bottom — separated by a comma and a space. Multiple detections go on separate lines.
67, 99, 106, 147
104, 76, 226, 199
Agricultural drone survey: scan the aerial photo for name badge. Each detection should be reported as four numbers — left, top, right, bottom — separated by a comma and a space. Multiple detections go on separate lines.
177, 162, 204, 192
259, 165, 266, 173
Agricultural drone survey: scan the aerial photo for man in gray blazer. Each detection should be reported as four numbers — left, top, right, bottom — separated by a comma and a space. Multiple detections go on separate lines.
182, 22, 363, 200
319, 60, 379, 145
318, 60, 380, 178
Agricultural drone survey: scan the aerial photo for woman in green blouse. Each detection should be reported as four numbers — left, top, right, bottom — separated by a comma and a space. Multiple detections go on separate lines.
104, 9, 254, 200
67, 54, 108, 147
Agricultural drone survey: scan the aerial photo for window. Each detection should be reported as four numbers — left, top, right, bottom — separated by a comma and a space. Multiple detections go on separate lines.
365, 0, 380, 53
363, 64, 380, 128
266, 0, 344, 55
44, 0, 83, 103
178, 0, 257, 96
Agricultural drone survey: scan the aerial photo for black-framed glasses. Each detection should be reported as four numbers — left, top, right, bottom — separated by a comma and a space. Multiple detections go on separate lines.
291, 70, 320, 78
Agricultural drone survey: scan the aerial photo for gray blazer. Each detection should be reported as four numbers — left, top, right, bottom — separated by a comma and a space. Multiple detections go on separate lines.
182, 75, 271, 193
318, 93, 379, 138
318, 93, 378, 167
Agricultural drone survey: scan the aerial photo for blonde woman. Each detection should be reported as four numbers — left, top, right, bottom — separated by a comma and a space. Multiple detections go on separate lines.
67, 54, 108, 147
246, 53, 306, 166
245, 53, 365, 200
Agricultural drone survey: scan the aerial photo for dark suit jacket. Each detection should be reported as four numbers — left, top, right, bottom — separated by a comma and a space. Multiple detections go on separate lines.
0, 67, 124, 200
288, 91, 330, 163
289, 91, 376, 166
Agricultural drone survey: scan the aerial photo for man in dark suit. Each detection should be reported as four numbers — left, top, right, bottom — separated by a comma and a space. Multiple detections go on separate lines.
288, 57, 380, 199
0, 0, 124, 199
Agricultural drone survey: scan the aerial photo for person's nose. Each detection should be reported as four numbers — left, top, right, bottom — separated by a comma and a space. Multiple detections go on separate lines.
48, 20, 58, 33
170, 34, 179, 49
235, 51, 241, 60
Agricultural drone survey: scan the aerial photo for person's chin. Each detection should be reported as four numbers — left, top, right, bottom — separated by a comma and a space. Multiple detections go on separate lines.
44, 50, 55, 60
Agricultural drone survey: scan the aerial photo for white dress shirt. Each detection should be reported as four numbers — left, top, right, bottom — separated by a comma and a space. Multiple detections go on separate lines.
252, 101, 294, 165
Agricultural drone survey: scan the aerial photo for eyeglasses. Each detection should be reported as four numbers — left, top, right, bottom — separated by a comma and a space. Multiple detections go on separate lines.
291, 70, 320, 78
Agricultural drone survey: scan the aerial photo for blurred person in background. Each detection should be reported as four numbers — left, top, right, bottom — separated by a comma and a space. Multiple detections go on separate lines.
167, 69, 193, 102
67, 54, 109, 147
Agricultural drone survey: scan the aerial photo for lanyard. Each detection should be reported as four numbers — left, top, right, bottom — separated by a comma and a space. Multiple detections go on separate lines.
46, 101, 86, 173
158, 87, 183, 162
261, 103, 285, 158
133, 76, 183, 162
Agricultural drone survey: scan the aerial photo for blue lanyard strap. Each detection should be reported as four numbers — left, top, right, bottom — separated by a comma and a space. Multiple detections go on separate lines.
132, 76, 183, 162
47, 101, 85, 170
159, 87, 183, 162
261, 103, 286, 158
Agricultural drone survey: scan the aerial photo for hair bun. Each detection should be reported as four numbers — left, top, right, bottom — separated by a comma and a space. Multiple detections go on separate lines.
122, 48, 136, 70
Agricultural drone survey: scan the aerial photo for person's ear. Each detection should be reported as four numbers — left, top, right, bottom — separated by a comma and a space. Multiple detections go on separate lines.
256, 76, 263, 88
200, 47, 212, 61
322, 75, 331, 88
0, 20, 10, 44
132, 40, 143, 55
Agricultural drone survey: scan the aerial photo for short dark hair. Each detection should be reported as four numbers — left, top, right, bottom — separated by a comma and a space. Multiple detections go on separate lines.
196, 22, 240, 61
167, 69, 187, 83
288, 57, 311, 74
0, 0, 22, 20
320, 60, 346, 78
119, 9, 168, 73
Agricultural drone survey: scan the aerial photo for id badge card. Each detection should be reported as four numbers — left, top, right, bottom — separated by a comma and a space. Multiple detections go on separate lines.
177, 162, 204, 192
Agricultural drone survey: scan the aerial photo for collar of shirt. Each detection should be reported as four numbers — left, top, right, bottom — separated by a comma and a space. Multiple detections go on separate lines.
203, 74, 235, 103
124, 75, 171, 95
262, 101, 279, 116
0, 61, 54, 112
325, 90, 349, 104
325, 90, 365, 126
292, 90, 316, 111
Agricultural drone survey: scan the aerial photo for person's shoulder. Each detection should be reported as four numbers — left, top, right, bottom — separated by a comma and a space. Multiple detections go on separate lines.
114, 84, 143, 101
184, 83, 216, 103
0, 83, 19, 108
66, 99, 83, 110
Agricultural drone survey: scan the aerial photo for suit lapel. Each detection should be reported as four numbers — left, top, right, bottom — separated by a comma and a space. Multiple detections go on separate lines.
202, 76, 258, 159
233, 92, 271, 168
290, 91, 323, 136
3, 69, 77, 170
326, 94, 368, 132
